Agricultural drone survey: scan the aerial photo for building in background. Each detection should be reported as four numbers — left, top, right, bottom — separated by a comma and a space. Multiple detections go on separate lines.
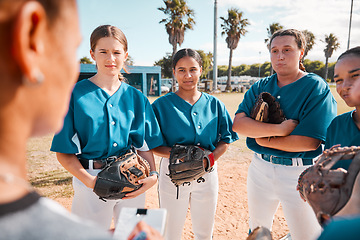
78, 64, 162, 97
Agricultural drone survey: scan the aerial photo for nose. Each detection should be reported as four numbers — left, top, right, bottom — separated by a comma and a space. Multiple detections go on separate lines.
107, 53, 115, 61
278, 52, 285, 60
343, 78, 353, 89
184, 71, 191, 78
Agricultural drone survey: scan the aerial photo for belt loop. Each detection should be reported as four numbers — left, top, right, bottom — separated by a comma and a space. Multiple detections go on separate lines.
89, 160, 94, 170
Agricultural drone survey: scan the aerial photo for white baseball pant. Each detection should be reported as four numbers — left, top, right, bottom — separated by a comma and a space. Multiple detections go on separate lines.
247, 153, 321, 240
71, 169, 145, 230
158, 158, 219, 240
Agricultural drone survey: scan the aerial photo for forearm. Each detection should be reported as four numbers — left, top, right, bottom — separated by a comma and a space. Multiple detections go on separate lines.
233, 112, 287, 138
255, 135, 321, 152
152, 146, 171, 159
212, 141, 230, 161
56, 152, 96, 188
137, 150, 156, 172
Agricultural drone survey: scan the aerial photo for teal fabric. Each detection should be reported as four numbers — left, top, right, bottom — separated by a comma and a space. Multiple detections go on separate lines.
152, 92, 238, 151
236, 73, 337, 159
51, 79, 164, 159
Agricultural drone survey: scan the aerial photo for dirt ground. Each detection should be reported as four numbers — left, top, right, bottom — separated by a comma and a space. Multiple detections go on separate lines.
51, 144, 289, 240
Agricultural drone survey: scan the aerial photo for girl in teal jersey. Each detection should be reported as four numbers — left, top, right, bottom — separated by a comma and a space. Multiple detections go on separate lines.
325, 46, 360, 170
152, 48, 238, 240
233, 29, 337, 240
51, 25, 163, 230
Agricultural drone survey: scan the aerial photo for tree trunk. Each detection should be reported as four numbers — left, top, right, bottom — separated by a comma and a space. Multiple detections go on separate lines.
226, 48, 233, 91
324, 56, 329, 82
171, 43, 178, 92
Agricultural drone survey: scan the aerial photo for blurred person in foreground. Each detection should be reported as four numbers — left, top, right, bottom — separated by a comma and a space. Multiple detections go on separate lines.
0, 0, 162, 239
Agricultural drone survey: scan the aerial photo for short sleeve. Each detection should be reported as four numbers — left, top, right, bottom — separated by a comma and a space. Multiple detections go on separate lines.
130, 96, 165, 151
218, 101, 239, 144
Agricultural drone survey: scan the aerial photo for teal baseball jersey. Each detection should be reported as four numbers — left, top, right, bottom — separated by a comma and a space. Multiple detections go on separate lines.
236, 73, 337, 159
317, 216, 360, 240
325, 110, 360, 170
51, 79, 164, 159
152, 92, 238, 151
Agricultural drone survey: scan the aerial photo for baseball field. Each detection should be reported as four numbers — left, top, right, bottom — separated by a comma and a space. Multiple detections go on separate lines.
27, 87, 352, 239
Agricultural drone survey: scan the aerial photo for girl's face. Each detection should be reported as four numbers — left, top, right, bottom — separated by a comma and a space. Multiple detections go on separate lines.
270, 35, 304, 76
173, 56, 202, 91
90, 37, 128, 77
334, 54, 360, 107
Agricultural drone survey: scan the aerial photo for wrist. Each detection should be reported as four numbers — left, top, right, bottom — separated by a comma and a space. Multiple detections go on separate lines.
149, 171, 159, 178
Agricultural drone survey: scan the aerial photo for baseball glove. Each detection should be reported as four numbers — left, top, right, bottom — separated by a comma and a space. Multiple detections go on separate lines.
93, 152, 150, 201
297, 146, 360, 225
168, 144, 215, 186
250, 92, 286, 124
246, 227, 272, 240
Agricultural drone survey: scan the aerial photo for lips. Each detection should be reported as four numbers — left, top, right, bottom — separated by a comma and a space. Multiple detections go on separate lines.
105, 65, 116, 68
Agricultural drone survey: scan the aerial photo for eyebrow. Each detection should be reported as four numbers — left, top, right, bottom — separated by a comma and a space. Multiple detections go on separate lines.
334, 68, 360, 78
349, 68, 360, 74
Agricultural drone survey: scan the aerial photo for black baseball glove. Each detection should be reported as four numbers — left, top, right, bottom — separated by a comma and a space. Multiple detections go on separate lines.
93, 152, 150, 201
250, 92, 286, 124
168, 144, 215, 186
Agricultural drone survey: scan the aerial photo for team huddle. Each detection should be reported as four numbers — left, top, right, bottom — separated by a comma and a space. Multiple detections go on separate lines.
49, 25, 360, 240
0, 1, 359, 239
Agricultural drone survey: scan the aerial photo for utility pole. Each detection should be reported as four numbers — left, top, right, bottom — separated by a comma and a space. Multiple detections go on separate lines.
347, 0, 354, 50
258, 51, 261, 78
213, 0, 218, 91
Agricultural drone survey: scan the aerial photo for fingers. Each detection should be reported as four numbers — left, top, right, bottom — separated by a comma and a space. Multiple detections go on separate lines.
124, 176, 157, 199
127, 221, 163, 240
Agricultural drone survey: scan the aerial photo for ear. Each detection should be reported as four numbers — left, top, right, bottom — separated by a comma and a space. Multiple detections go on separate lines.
199, 66, 203, 75
12, 2, 47, 84
124, 51, 129, 62
299, 48, 305, 60
90, 49, 95, 61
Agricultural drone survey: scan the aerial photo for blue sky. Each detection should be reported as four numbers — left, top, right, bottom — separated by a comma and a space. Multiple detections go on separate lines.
77, 0, 360, 66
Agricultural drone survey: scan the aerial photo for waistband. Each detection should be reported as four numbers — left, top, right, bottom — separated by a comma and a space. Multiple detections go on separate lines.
256, 153, 314, 166
78, 156, 118, 170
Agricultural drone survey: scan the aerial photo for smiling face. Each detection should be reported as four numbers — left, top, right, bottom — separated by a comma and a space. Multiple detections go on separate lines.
173, 56, 202, 92
90, 37, 128, 77
270, 35, 304, 76
334, 54, 360, 107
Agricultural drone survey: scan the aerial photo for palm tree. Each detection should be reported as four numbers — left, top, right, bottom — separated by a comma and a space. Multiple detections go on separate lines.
264, 22, 284, 49
264, 23, 283, 75
220, 8, 249, 91
302, 30, 315, 59
158, 0, 195, 91
323, 33, 340, 81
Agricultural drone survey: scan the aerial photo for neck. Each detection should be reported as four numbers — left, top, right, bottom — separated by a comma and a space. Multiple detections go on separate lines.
277, 70, 305, 88
353, 108, 360, 130
90, 72, 121, 95
175, 88, 201, 105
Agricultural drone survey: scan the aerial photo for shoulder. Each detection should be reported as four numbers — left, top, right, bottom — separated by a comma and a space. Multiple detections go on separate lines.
303, 73, 329, 90
201, 92, 225, 106
330, 111, 354, 124
121, 82, 148, 101
253, 75, 276, 88
152, 92, 175, 106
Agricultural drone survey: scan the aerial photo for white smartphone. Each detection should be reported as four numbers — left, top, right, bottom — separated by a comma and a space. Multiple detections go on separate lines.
113, 207, 167, 240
